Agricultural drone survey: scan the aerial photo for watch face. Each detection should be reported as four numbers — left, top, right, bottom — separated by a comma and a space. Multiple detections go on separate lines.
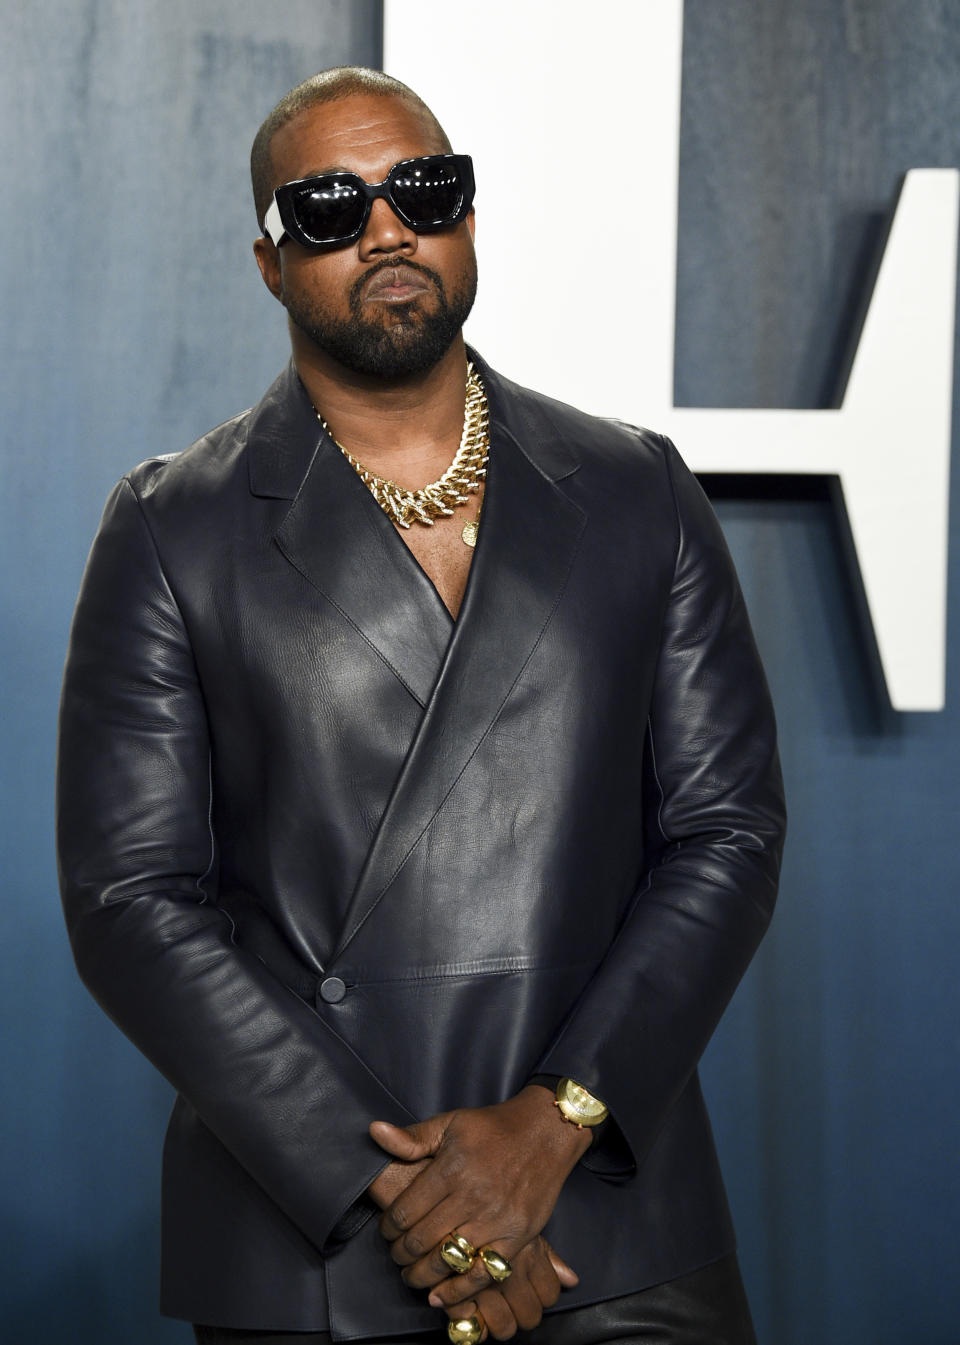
557, 1077, 609, 1125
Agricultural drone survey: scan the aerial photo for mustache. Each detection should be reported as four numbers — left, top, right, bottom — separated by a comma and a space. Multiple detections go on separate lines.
349, 256, 444, 307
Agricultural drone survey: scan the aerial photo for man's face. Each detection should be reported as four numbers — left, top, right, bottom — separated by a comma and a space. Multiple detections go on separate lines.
257, 93, 477, 379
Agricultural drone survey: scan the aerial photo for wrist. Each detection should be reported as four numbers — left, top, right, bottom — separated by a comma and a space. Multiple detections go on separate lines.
520, 1084, 593, 1160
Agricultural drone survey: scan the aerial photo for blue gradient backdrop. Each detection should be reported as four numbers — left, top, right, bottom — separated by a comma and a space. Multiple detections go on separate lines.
1, 3, 957, 1342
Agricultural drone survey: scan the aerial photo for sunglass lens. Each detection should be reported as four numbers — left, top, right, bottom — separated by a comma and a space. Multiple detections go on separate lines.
391, 161, 464, 226
293, 179, 366, 243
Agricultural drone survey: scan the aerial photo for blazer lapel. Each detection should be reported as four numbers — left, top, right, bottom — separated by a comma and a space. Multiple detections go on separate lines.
251, 362, 453, 709
331, 362, 587, 962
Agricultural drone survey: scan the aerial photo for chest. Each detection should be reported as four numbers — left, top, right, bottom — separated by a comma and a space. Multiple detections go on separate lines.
392, 488, 483, 619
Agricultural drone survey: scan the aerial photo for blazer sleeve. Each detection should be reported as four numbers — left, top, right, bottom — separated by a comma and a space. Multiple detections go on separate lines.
57, 477, 414, 1252
534, 436, 787, 1178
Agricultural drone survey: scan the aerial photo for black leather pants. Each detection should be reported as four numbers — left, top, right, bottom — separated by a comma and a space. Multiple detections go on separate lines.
193, 1253, 757, 1344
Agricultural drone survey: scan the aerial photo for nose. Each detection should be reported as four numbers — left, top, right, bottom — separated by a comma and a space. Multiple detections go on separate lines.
358, 196, 417, 259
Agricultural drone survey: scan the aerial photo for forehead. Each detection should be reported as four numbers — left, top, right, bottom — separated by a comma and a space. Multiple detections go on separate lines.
269, 93, 448, 186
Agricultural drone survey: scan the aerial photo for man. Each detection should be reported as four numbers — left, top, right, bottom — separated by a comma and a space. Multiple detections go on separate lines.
57, 67, 786, 1345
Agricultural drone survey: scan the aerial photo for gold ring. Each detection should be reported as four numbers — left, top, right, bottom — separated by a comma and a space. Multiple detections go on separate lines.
448, 1315, 484, 1345
478, 1246, 512, 1282
440, 1234, 476, 1275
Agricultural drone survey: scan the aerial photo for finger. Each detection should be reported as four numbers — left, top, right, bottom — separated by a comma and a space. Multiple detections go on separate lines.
498, 1272, 544, 1333
378, 1161, 457, 1243
544, 1241, 579, 1288
425, 1238, 515, 1303
393, 1198, 466, 1276
525, 1240, 562, 1310
367, 1157, 430, 1211
369, 1115, 447, 1161
473, 1287, 517, 1341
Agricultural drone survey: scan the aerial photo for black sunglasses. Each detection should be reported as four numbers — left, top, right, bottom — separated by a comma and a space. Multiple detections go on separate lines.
263, 153, 475, 249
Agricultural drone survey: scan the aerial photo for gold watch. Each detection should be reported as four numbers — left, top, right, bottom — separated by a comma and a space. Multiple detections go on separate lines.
553, 1076, 609, 1128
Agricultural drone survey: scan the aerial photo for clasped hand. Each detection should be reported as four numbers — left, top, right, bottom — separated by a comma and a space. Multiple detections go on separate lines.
367, 1086, 590, 1340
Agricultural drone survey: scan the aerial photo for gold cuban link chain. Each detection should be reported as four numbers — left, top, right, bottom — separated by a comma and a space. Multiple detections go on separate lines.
318, 362, 489, 543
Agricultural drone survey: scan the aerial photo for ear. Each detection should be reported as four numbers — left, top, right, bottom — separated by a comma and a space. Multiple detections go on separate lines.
466, 207, 476, 242
253, 235, 285, 305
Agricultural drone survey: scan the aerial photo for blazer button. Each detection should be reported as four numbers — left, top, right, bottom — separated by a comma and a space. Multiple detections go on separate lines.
319, 976, 347, 1004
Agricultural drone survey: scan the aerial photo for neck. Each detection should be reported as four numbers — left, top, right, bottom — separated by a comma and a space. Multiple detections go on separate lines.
292, 333, 470, 465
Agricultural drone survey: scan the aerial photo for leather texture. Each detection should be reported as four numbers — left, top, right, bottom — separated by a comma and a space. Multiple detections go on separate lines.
193, 1252, 756, 1343
57, 351, 786, 1340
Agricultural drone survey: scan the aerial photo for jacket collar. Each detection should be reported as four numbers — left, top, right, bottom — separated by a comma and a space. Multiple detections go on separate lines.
245, 351, 587, 715
246, 360, 325, 500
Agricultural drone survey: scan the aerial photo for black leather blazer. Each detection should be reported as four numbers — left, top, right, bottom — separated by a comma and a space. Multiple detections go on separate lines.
57, 352, 786, 1339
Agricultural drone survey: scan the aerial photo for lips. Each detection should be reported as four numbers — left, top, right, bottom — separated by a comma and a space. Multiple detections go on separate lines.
363, 265, 433, 302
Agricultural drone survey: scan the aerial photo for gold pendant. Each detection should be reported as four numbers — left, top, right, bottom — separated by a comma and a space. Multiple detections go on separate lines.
461, 520, 479, 548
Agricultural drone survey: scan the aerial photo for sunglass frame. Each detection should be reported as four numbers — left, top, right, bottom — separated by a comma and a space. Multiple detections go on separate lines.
264, 153, 475, 249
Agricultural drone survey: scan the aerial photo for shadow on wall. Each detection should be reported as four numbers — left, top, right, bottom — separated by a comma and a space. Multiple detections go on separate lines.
707, 483, 901, 739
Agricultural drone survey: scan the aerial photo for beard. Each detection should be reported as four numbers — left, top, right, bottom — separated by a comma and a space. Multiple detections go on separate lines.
284, 254, 478, 379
